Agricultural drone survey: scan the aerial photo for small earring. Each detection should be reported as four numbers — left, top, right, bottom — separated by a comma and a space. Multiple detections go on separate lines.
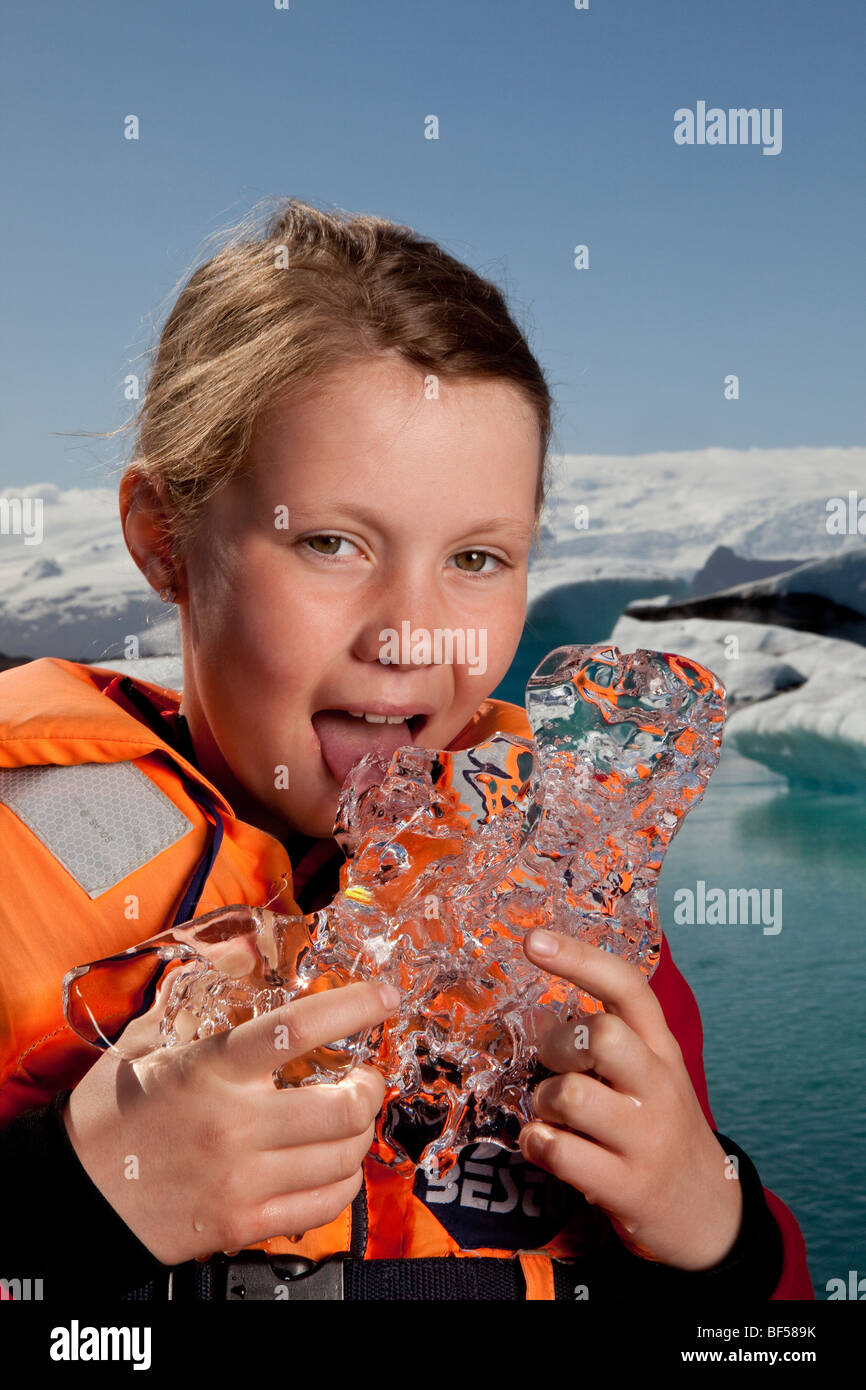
158, 586, 177, 604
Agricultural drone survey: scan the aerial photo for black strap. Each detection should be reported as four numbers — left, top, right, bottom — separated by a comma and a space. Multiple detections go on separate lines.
122, 1252, 582, 1302
112, 676, 196, 766
168, 775, 224, 927
346, 1256, 580, 1300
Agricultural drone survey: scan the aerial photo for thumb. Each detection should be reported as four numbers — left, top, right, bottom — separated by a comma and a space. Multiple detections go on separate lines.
112, 960, 204, 1060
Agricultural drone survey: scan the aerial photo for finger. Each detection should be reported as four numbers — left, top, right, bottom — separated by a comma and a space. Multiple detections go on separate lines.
518, 1121, 628, 1213
243, 1124, 376, 1203
535, 1011, 659, 1100
525, 1006, 560, 1048
114, 962, 201, 1059
197, 1171, 365, 1257
252, 1067, 387, 1151
530, 1071, 643, 1153
211, 979, 400, 1081
524, 930, 674, 1059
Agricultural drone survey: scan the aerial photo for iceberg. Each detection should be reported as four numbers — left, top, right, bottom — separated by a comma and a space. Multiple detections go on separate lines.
611, 614, 866, 790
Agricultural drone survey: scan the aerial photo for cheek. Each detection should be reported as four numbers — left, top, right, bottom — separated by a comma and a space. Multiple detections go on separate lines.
439, 588, 525, 736
189, 546, 305, 673
477, 583, 527, 671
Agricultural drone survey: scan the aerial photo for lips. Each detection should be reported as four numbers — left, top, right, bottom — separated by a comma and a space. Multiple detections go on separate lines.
312, 709, 429, 789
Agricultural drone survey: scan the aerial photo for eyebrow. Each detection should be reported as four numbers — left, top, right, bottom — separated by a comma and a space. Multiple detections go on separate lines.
457, 517, 536, 540
288, 504, 535, 542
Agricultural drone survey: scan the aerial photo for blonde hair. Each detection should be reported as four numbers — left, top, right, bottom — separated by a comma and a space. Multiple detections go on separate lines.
115, 197, 555, 567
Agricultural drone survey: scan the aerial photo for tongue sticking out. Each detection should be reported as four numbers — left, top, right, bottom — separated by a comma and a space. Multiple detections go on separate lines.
312, 710, 417, 790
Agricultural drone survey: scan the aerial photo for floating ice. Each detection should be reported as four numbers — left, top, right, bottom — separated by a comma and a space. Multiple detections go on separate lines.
64, 644, 726, 1177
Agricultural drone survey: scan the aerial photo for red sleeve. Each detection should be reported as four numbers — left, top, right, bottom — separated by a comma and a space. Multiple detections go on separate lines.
650, 933, 814, 1300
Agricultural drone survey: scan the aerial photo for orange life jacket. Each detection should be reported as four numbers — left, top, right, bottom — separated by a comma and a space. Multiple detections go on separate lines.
0, 657, 813, 1298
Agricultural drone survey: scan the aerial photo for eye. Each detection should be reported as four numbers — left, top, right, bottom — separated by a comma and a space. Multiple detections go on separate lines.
304, 534, 360, 557
450, 549, 501, 575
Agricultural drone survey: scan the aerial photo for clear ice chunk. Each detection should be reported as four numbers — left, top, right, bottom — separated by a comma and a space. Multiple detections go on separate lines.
63, 644, 726, 1177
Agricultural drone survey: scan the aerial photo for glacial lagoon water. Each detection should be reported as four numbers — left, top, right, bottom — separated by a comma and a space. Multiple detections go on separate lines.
654, 747, 866, 1298
493, 651, 865, 1297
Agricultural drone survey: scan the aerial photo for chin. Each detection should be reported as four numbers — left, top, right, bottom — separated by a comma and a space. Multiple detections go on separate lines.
301, 780, 344, 839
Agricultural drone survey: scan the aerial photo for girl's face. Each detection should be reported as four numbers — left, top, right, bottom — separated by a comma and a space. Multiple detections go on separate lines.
173, 354, 540, 844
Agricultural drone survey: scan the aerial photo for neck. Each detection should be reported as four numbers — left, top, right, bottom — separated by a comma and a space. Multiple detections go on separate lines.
283, 828, 320, 862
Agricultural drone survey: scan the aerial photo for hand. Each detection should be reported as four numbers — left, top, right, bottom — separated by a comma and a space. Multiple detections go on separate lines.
63, 976, 400, 1266
519, 929, 743, 1272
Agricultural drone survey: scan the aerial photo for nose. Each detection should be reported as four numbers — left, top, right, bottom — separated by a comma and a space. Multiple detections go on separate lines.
349, 567, 452, 670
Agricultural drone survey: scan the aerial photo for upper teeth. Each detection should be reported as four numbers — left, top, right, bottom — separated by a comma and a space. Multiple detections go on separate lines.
349, 712, 412, 724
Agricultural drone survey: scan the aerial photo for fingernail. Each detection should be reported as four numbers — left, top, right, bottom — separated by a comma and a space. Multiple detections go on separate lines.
527, 929, 558, 959
523, 1124, 554, 1161
379, 982, 400, 1009
526, 1006, 555, 1044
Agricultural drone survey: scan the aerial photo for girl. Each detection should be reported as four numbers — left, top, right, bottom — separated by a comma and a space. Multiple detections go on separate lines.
0, 198, 812, 1301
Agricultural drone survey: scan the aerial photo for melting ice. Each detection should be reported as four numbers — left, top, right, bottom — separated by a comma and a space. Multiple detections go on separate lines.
64, 644, 726, 1177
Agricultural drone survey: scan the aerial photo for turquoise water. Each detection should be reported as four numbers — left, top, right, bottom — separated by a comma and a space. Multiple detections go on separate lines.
657, 748, 866, 1299
492, 637, 866, 1298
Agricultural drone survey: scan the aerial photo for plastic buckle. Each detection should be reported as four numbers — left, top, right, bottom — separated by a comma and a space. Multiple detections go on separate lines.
223, 1251, 346, 1301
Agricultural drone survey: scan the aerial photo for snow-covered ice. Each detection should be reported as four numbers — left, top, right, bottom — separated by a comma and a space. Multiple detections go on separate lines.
2, 446, 864, 786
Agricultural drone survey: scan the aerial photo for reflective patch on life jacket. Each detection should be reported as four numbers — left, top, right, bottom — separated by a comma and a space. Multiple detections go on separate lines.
0, 761, 194, 898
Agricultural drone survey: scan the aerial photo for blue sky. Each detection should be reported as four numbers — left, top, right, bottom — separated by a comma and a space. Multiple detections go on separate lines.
2, 0, 864, 492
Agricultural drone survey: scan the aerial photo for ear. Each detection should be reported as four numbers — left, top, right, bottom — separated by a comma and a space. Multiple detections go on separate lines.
119, 466, 186, 600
